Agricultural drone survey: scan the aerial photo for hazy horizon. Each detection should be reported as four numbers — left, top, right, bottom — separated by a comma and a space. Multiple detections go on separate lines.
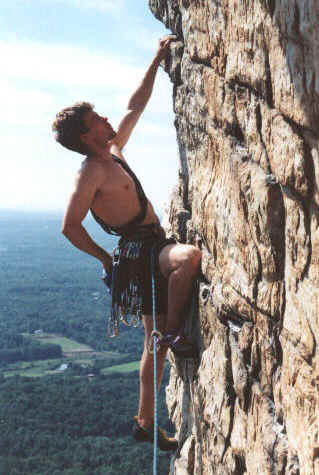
1, 1, 178, 213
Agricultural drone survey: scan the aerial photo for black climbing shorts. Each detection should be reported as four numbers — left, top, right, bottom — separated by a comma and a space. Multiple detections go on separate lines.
114, 225, 176, 316
139, 236, 175, 315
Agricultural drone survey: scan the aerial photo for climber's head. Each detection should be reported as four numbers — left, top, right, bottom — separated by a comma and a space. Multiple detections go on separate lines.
52, 101, 94, 156
52, 102, 116, 156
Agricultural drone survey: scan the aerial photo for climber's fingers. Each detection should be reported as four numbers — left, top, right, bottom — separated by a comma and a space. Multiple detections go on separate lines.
156, 35, 177, 61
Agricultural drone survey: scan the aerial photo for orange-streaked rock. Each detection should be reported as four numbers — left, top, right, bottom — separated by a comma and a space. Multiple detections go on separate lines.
149, 0, 319, 473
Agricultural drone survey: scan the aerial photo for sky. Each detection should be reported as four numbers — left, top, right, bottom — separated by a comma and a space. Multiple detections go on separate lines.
1, 0, 178, 214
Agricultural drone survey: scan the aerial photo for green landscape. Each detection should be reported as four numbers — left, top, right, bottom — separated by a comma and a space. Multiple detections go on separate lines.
4, 333, 137, 379
0, 211, 173, 474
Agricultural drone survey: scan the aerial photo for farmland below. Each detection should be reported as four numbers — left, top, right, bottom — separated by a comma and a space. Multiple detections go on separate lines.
0, 211, 172, 475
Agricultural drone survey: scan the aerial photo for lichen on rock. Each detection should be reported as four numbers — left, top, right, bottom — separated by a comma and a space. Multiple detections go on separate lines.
149, 1, 319, 473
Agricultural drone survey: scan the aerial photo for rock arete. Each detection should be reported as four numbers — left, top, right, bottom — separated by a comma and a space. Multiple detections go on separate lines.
149, 1, 319, 474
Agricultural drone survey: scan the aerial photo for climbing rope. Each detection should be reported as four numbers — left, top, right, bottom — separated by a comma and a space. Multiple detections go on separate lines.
150, 247, 159, 475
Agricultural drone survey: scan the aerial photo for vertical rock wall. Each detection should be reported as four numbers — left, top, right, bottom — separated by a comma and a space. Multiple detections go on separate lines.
149, 1, 319, 474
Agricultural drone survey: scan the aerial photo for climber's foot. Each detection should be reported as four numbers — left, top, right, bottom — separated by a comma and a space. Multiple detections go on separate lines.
132, 417, 178, 452
160, 334, 198, 358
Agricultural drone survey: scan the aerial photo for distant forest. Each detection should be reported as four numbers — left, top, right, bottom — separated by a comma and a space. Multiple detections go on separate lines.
0, 211, 144, 357
0, 371, 172, 474
0, 212, 173, 474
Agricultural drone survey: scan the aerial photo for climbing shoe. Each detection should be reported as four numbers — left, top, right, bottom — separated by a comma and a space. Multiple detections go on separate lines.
132, 417, 178, 452
160, 334, 198, 359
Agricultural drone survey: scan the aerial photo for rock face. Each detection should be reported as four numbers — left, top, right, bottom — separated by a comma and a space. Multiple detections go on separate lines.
149, 1, 319, 474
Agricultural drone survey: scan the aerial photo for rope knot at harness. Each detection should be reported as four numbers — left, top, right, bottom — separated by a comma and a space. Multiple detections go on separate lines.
148, 330, 163, 354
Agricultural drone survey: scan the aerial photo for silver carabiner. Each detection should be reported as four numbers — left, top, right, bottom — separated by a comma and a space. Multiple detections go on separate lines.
148, 330, 163, 354
112, 247, 120, 266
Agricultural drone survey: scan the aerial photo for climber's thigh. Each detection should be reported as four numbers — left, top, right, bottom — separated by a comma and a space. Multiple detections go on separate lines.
142, 313, 166, 348
158, 243, 199, 279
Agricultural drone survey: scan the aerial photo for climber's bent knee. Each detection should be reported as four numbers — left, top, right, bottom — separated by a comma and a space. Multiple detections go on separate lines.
158, 243, 201, 279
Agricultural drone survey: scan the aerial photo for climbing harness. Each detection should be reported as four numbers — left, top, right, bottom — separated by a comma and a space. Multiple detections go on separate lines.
150, 246, 159, 475
103, 226, 175, 339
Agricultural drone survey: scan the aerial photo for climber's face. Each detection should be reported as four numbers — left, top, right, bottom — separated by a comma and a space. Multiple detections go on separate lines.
80, 110, 116, 150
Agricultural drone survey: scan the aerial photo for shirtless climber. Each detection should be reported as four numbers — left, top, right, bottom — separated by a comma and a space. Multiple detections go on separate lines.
52, 37, 201, 451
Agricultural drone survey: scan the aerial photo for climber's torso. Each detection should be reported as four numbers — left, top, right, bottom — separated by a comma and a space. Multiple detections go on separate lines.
83, 152, 159, 231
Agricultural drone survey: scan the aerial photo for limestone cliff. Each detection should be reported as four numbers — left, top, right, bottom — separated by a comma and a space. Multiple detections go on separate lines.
149, 1, 319, 474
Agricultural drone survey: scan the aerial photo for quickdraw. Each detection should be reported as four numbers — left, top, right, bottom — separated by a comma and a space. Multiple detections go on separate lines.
108, 247, 121, 337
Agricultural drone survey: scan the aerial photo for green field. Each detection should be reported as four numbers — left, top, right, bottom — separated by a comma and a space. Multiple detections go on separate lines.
4, 334, 129, 378
24, 333, 94, 352
102, 361, 140, 374
4, 359, 65, 378
4, 359, 141, 378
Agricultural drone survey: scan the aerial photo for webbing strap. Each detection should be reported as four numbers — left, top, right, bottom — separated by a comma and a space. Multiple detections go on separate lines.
151, 247, 158, 475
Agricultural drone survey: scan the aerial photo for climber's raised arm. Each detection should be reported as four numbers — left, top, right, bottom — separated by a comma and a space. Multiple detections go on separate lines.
111, 36, 174, 151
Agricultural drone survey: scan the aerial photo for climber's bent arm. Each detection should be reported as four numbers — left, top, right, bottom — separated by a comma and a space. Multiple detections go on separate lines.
62, 164, 112, 272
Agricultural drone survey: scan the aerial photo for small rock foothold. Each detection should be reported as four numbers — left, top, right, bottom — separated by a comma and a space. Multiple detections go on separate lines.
166, 34, 178, 41
265, 174, 278, 186
200, 285, 211, 304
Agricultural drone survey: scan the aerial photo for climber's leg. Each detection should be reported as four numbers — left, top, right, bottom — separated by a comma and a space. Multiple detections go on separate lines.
134, 313, 178, 451
158, 243, 201, 335
137, 313, 167, 429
